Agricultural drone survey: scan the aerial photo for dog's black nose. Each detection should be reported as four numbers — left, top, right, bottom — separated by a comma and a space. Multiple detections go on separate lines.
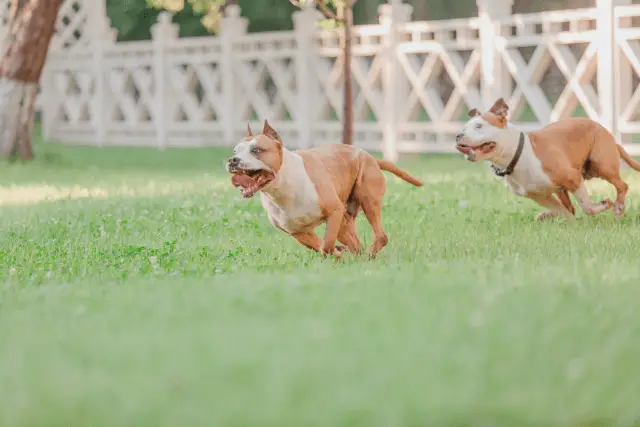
455, 133, 463, 142
228, 157, 239, 165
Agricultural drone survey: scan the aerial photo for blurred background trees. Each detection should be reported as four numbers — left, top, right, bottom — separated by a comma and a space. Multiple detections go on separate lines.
109, 0, 593, 42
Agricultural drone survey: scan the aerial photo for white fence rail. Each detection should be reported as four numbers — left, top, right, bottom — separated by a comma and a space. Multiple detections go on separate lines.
2, 0, 640, 158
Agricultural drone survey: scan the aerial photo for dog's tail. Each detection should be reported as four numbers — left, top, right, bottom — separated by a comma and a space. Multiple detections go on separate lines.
377, 159, 423, 187
617, 145, 640, 172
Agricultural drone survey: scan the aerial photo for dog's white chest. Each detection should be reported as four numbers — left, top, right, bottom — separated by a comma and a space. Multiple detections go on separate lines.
502, 147, 554, 196
261, 194, 323, 233
259, 154, 323, 234
505, 168, 554, 196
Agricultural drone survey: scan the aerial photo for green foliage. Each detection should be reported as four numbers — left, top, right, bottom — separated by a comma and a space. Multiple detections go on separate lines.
108, 0, 587, 41
144, 0, 298, 33
107, 0, 159, 41
146, 0, 227, 31
2, 139, 640, 425
107, 0, 210, 40
106, 0, 471, 41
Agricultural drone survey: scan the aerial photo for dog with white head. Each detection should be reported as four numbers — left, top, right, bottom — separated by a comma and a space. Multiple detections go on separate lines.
455, 98, 640, 221
455, 98, 511, 164
226, 120, 424, 258
226, 122, 282, 198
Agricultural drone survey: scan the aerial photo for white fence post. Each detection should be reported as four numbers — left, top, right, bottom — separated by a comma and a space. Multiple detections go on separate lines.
86, 0, 116, 146
220, 5, 248, 145
477, 0, 513, 109
151, 12, 178, 149
596, 0, 617, 134
293, 4, 321, 149
379, 0, 412, 162
606, 0, 632, 142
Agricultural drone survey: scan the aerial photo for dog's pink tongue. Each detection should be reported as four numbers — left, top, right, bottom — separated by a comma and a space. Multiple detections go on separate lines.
456, 144, 472, 155
232, 174, 254, 188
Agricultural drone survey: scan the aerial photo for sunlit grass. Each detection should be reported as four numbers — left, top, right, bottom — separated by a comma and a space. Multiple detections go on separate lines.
2, 140, 640, 427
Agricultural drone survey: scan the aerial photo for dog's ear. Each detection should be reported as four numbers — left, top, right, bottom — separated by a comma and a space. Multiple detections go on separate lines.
468, 108, 480, 117
489, 98, 509, 119
246, 123, 253, 137
263, 120, 281, 142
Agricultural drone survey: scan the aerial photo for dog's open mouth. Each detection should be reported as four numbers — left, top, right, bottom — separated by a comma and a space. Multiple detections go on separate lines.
456, 141, 496, 158
230, 168, 275, 198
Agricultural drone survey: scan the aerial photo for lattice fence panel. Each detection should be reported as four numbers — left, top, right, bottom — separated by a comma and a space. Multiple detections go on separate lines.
497, 9, 599, 131
165, 40, 226, 146
231, 32, 299, 144
102, 44, 157, 146
397, 18, 482, 151
46, 49, 96, 143
314, 25, 386, 150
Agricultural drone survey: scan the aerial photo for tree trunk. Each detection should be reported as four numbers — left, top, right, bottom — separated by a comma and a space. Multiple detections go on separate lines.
411, 0, 431, 21
0, 0, 64, 161
340, 2, 354, 145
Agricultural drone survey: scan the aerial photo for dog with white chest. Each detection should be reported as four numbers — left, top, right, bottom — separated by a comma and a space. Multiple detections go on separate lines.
226, 120, 423, 258
455, 98, 640, 220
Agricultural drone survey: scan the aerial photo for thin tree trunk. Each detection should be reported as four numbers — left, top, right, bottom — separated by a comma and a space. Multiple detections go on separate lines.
0, 0, 64, 161
410, 0, 431, 21
340, 2, 354, 145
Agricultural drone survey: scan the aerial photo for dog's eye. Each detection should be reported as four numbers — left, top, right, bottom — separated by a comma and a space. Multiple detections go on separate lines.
475, 123, 483, 129
251, 147, 261, 155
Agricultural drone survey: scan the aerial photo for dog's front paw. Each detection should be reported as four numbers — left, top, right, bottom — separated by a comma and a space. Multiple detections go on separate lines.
614, 202, 626, 218
320, 243, 334, 258
321, 243, 345, 259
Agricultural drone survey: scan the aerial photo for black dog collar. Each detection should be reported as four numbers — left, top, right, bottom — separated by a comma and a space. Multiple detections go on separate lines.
491, 132, 525, 177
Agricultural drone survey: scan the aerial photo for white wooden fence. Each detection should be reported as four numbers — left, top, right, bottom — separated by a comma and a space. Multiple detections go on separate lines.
3, 0, 640, 159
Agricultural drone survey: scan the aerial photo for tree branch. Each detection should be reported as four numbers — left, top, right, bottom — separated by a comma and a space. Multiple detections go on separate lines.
315, 0, 339, 21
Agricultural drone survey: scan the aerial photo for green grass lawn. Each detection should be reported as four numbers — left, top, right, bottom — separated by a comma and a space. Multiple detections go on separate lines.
2, 140, 640, 427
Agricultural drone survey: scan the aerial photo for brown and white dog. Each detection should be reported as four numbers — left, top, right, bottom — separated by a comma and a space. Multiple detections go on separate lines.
226, 120, 423, 258
455, 98, 640, 220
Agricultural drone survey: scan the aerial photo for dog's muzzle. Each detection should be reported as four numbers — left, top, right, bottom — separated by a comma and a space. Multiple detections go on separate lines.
455, 133, 472, 155
227, 157, 240, 171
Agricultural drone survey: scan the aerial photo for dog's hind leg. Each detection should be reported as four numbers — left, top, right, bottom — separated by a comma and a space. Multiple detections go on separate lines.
360, 200, 388, 258
609, 175, 629, 217
583, 134, 628, 217
591, 168, 629, 217
337, 196, 363, 254
337, 215, 362, 255
353, 160, 388, 258
590, 163, 628, 218
571, 182, 613, 216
